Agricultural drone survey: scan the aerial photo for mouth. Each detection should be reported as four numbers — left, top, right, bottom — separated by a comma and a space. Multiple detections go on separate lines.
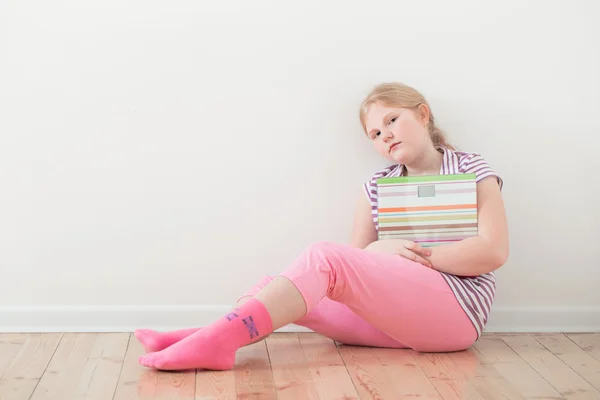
389, 142, 401, 152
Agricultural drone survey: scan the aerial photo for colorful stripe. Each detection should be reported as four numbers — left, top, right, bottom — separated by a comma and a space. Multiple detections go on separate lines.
377, 174, 478, 244
362, 146, 504, 338
379, 188, 476, 197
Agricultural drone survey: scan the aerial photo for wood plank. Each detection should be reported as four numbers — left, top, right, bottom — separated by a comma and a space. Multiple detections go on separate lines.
501, 334, 600, 400
447, 347, 525, 400
266, 333, 319, 399
298, 333, 359, 399
337, 344, 400, 399
195, 370, 235, 400
113, 334, 196, 400
474, 335, 565, 399
72, 332, 130, 399
534, 334, 600, 392
233, 340, 276, 400
567, 334, 600, 362
0, 333, 62, 400
373, 347, 441, 399
0, 334, 28, 380
410, 351, 484, 399
29, 333, 98, 400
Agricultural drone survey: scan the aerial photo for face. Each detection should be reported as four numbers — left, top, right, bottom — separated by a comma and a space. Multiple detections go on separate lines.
364, 103, 431, 164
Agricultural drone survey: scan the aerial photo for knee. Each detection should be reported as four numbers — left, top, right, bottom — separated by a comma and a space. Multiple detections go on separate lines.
303, 241, 342, 259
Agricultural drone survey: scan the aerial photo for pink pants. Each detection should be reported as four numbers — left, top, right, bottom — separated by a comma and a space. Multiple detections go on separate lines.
241, 241, 477, 352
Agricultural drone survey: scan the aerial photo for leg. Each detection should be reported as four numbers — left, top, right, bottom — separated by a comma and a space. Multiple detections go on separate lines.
240, 276, 407, 348
135, 276, 404, 353
254, 242, 477, 352
138, 241, 476, 370
292, 297, 407, 348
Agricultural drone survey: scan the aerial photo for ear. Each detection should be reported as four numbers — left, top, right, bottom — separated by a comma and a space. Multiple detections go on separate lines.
417, 103, 430, 125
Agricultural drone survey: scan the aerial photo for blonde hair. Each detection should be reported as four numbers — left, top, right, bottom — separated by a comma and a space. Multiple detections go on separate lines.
359, 82, 455, 150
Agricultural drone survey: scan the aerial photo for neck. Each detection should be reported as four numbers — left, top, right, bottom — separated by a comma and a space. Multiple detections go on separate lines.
404, 145, 443, 176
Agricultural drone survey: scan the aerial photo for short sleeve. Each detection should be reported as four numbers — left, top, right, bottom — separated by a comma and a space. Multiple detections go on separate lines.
459, 153, 503, 190
363, 165, 398, 204
363, 180, 375, 203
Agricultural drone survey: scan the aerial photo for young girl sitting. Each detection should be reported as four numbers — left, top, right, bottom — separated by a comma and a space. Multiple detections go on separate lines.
135, 82, 509, 371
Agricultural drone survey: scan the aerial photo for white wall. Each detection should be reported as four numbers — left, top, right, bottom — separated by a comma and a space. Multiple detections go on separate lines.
1, 0, 599, 332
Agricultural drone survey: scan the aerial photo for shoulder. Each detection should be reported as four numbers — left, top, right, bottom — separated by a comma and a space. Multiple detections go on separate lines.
362, 164, 400, 203
454, 150, 503, 190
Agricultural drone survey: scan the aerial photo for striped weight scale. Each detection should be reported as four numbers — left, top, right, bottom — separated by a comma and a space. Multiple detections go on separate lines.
376, 173, 478, 247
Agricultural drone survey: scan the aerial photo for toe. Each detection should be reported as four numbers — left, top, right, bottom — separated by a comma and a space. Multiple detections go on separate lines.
138, 355, 154, 368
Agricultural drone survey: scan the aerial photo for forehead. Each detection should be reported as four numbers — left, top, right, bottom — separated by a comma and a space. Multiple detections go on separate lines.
364, 103, 403, 129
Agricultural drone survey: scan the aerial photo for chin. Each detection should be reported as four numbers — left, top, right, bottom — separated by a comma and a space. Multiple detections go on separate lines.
389, 149, 410, 164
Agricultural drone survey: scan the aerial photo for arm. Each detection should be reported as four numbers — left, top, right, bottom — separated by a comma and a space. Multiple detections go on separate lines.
427, 176, 509, 276
349, 189, 378, 248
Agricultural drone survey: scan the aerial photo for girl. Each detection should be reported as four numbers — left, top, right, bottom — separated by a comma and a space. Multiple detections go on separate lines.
135, 82, 509, 370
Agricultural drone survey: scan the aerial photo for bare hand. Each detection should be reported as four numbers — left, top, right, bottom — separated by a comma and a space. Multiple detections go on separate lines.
365, 239, 433, 268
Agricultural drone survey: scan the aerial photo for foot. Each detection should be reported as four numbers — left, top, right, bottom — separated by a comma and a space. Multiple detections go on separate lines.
138, 328, 236, 371
137, 298, 273, 371
134, 328, 201, 353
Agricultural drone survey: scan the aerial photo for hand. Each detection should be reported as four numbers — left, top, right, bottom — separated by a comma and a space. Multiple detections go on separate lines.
365, 239, 433, 268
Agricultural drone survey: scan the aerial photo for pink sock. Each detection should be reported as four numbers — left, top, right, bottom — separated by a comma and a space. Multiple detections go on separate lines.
134, 328, 201, 353
138, 298, 273, 371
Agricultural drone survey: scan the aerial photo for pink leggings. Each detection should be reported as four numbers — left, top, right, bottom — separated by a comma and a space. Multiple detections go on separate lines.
241, 241, 477, 352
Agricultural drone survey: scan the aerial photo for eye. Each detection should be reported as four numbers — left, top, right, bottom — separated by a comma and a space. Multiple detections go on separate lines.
388, 117, 397, 125
371, 131, 380, 140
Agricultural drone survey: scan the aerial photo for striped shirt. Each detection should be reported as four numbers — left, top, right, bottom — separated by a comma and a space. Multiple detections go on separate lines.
363, 146, 503, 338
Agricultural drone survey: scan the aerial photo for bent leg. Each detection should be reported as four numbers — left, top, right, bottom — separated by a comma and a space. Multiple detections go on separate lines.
240, 275, 406, 348
278, 242, 477, 352
135, 271, 406, 356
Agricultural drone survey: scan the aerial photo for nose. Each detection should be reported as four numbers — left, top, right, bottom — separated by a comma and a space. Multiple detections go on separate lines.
381, 129, 394, 142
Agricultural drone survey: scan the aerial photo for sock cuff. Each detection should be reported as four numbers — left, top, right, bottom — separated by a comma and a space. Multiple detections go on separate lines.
238, 297, 273, 336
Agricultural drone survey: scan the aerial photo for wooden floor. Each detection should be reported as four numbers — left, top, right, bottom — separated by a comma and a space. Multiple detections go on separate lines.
1, 332, 599, 399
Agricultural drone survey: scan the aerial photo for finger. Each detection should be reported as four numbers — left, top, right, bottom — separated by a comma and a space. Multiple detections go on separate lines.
399, 249, 432, 268
404, 241, 431, 257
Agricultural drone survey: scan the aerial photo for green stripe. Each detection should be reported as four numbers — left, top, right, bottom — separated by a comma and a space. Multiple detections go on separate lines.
377, 173, 476, 184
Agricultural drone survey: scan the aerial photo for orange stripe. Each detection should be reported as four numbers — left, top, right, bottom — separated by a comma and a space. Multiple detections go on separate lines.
379, 204, 477, 213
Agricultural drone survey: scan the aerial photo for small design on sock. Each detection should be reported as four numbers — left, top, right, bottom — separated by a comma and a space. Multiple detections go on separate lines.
242, 316, 259, 338
225, 308, 240, 321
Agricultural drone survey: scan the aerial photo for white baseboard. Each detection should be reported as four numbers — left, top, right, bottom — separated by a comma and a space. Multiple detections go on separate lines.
0, 305, 598, 333
0, 305, 314, 333
484, 306, 600, 332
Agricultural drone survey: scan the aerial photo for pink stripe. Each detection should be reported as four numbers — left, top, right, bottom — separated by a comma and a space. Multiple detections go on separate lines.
379, 188, 476, 197
437, 188, 476, 194
412, 237, 471, 243
379, 191, 418, 197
